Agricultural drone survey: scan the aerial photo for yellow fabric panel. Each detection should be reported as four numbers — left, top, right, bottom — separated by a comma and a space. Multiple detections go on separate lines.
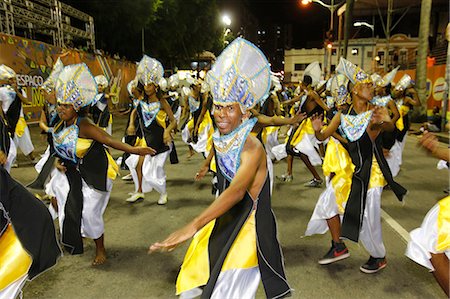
156, 110, 167, 129
108, 114, 113, 125
368, 156, 386, 189
76, 138, 93, 158
323, 139, 355, 213
437, 196, 450, 252
176, 220, 215, 295
0, 224, 32, 291
395, 105, 409, 131
261, 126, 278, 145
76, 138, 117, 180
221, 211, 258, 271
15, 117, 26, 137
289, 118, 314, 147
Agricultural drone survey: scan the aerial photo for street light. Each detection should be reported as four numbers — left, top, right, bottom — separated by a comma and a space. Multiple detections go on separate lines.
222, 14, 231, 27
300, 0, 345, 77
354, 21, 375, 72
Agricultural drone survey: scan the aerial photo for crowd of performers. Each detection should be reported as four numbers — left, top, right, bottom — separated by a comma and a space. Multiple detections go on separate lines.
0, 37, 448, 298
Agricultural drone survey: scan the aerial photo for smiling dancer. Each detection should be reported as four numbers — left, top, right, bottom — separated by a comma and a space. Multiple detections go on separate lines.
150, 38, 291, 299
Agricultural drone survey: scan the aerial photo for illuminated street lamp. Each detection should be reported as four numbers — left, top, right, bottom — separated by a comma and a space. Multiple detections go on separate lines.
300, 0, 345, 77
222, 14, 231, 27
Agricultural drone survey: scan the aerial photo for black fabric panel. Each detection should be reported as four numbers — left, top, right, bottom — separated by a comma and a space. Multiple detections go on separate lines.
137, 104, 169, 154
79, 141, 108, 192
380, 130, 397, 150
5, 96, 21, 135
0, 166, 61, 278
91, 105, 110, 128
396, 114, 410, 142
169, 141, 179, 164
374, 136, 407, 201
201, 169, 253, 299
255, 176, 291, 299
341, 133, 373, 242
0, 115, 10, 155
27, 155, 56, 190
62, 164, 84, 254
121, 135, 137, 169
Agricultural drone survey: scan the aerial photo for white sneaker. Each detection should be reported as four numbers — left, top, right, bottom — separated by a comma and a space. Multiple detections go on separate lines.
126, 192, 144, 203
157, 193, 168, 205
122, 173, 133, 181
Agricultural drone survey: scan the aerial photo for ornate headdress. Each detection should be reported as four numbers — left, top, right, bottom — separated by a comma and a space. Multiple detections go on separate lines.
95, 75, 109, 88
41, 58, 64, 92
380, 66, 399, 87
136, 55, 164, 87
207, 37, 271, 112
55, 63, 98, 111
336, 57, 371, 85
0, 65, 16, 81
271, 74, 282, 92
127, 78, 138, 97
168, 74, 179, 89
303, 61, 322, 87
330, 74, 350, 106
394, 74, 412, 91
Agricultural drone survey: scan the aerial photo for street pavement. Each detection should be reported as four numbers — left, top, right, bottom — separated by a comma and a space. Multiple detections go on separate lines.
14, 115, 448, 298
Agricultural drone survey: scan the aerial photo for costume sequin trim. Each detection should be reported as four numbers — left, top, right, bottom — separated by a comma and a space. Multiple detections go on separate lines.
340, 111, 373, 142
371, 95, 392, 107
213, 118, 257, 181
52, 123, 79, 163
188, 96, 200, 113
140, 100, 160, 128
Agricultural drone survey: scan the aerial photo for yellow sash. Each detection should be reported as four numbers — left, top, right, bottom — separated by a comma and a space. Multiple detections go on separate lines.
176, 212, 257, 295
290, 118, 314, 147
0, 224, 32, 291
15, 117, 27, 138
437, 196, 450, 251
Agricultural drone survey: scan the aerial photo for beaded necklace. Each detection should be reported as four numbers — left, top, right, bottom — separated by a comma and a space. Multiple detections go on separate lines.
213, 117, 257, 181
340, 103, 373, 142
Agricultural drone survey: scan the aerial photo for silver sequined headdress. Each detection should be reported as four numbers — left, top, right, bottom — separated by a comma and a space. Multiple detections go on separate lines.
41, 58, 64, 92
55, 63, 98, 111
207, 37, 271, 112
336, 57, 372, 85
136, 55, 164, 87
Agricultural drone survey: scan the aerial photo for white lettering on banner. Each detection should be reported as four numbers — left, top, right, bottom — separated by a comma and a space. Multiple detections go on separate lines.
15, 74, 44, 88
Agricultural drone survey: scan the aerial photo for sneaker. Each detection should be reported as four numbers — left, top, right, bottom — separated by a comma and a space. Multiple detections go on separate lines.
157, 193, 168, 205
122, 173, 133, 181
304, 178, 323, 188
11, 163, 18, 168
276, 174, 293, 182
318, 241, 350, 265
126, 192, 144, 203
359, 256, 387, 274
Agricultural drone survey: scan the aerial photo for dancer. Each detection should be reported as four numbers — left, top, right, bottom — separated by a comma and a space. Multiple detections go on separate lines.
50, 63, 155, 265
0, 166, 61, 299
0, 66, 17, 172
0, 65, 35, 165
91, 75, 112, 134
275, 70, 329, 186
309, 58, 407, 273
150, 38, 291, 299
406, 132, 449, 296
125, 55, 177, 204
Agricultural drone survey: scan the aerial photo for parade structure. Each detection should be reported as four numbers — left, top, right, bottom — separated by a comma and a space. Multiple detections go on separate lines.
0, 0, 95, 49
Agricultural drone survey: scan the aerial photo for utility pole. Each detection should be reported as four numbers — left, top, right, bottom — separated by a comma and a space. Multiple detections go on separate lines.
416, 0, 432, 113
342, 0, 355, 59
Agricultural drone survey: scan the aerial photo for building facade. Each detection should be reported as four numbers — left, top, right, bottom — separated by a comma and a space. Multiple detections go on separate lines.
284, 34, 419, 83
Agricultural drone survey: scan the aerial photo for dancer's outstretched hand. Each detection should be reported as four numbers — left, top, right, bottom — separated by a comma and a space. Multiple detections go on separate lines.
133, 146, 156, 156
293, 111, 307, 124
195, 165, 209, 181
149, 223, 197, 253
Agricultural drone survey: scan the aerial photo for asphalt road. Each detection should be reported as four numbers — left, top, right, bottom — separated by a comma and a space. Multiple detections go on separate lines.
12, 115, 448, 298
